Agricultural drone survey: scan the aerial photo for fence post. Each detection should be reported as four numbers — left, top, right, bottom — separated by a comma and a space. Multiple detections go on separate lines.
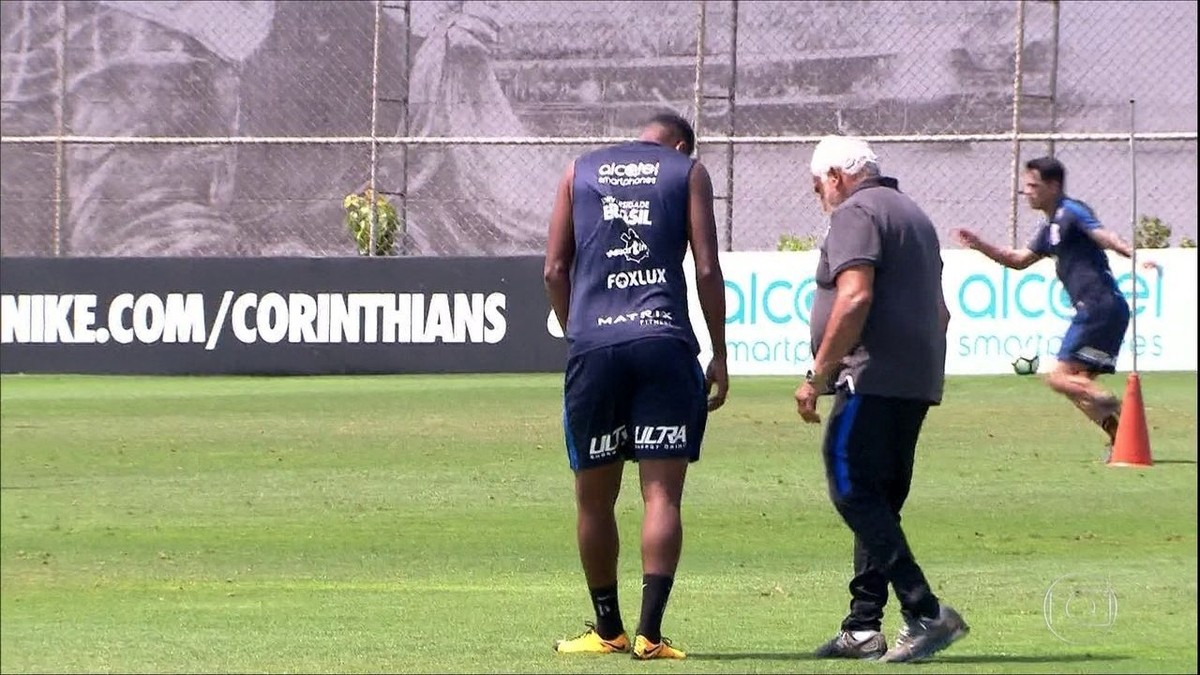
691, 0, 707, 152
367, 0, 384, 256
53, 0, 68, 257
1007, 0, 1027, 248
398, 0, 412, 255
1046, 0, 1061, 159
722, 0, 739, 252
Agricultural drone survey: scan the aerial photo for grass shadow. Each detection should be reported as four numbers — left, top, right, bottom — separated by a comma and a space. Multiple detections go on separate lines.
688, 652, 1131, 664
936, 654, 1132, 664
687, 653, 818, 661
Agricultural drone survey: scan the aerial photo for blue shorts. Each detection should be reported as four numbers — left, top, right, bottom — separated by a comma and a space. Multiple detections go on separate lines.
563, 337, 708, 472
1058, 295, 1131, 374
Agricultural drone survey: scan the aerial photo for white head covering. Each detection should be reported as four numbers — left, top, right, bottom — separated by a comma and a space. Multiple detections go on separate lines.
810, 135, 878, 177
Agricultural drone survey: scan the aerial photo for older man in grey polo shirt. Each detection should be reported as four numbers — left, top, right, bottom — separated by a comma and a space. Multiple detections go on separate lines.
795, 135, 969, 663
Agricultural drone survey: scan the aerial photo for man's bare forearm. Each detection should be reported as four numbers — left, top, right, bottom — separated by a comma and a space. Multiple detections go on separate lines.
812, 293, 871, 382
973, 239, 1031, 269
1092, 229, 1134, 258
695, 266, 726, 358
544, 268, 571, 330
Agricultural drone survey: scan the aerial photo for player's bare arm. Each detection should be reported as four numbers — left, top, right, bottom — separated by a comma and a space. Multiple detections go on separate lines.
951, 228, 1041, 270
1084, 226, 1135, 259
686, 161, 728, 411
811, 265, 875, 388
1079, 226, 1159, 270
1086, 226, 1158, 269
544, 162, 576, 331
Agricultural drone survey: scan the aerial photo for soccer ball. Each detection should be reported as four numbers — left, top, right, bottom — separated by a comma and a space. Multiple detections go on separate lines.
1012, 354, 1040, 376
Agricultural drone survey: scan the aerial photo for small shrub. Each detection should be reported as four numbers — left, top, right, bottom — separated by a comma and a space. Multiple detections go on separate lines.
344, 189, 400, 256
778, 233, 818, 251
1135, 215, 1171, 249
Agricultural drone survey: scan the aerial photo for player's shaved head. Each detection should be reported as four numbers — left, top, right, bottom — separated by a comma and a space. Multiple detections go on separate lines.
641, 112, 696, 156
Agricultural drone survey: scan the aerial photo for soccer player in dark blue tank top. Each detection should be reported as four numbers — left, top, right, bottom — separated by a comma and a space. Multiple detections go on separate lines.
953, 157, 1155, 450
544, 113, 729, 660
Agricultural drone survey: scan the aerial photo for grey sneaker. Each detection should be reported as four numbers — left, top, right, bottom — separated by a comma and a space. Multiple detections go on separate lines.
1097, 398, 1121, 445
813, 630, 887, 660
1101, 413, 1120, 445
880, 605, 969, 663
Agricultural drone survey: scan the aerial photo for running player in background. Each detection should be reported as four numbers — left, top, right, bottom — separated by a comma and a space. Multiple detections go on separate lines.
953, 156, 1154, 449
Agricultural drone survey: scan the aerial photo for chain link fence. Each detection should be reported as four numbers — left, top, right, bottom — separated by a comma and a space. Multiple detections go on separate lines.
1, 0, 1195, 257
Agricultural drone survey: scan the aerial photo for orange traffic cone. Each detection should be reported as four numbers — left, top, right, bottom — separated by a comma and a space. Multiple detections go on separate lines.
1107, 372, 1153, 467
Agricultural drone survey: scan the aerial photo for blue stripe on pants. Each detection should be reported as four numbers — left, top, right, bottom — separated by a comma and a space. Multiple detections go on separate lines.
563, 406, 580, 471
832, 394, 862, 499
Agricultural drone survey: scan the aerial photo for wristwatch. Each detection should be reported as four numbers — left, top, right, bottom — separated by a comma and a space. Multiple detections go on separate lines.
806, 368, 835, 390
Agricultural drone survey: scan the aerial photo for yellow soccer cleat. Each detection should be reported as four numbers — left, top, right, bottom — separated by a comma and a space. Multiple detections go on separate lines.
632, 634, 686, 660
553, 623, 630, 654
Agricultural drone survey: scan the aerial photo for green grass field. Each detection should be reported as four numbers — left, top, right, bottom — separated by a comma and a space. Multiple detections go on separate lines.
1, 372, 1196, 674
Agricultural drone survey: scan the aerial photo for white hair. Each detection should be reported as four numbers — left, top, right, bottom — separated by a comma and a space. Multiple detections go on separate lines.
810, 135, 879, 177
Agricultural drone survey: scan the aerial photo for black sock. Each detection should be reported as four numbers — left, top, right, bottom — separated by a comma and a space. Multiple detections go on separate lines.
589, 584, 624, 640
635, 574, 674, 642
